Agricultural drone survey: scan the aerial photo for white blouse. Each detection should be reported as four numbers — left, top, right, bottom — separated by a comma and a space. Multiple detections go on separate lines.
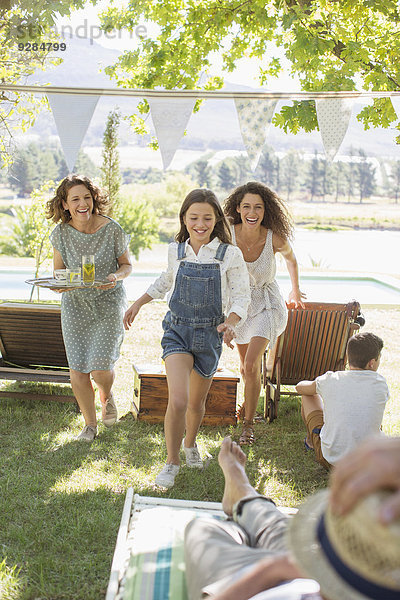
146, 238, 251, 322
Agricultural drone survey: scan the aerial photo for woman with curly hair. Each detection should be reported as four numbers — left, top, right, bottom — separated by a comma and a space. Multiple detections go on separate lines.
47, 174, 132, 441
224, 181, 305, 445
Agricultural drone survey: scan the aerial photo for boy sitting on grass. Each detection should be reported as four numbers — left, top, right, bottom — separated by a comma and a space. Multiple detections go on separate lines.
296, 332, 389, 470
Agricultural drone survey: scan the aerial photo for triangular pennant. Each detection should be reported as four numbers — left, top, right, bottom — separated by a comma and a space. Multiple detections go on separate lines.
147, 97, 196, 169
391, 96, 400, 119
315, 98, 353, 161
47, 94, 100, 172
234, 98, 277, 171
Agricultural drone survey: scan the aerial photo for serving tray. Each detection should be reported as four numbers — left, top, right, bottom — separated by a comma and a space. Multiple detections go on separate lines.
25, 277, 115, 291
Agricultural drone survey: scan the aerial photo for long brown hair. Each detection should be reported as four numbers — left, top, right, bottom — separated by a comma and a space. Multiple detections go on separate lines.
224, 181, 294, 240
175, 189, 232, 244
46, 174, 110, 224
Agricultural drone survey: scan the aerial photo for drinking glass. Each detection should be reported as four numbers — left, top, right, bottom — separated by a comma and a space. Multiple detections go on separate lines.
82, 255, 95, 285
66, 267, 81, 286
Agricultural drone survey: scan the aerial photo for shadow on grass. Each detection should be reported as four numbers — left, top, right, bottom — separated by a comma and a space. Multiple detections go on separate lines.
0, 397, 175, 599
0, 389, 328, 599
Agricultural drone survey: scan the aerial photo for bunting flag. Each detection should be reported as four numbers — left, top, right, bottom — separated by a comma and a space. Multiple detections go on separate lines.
234, 98, 277, 171
47, 93, 100, 172
147, 97, 196, 169
391, 96, 400, 120
315, 98, 353, 161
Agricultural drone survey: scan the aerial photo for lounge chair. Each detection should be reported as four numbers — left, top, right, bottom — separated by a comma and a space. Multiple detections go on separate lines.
106, 492, 296, 600
0, 302, 75, 404
263, 300, 361, 421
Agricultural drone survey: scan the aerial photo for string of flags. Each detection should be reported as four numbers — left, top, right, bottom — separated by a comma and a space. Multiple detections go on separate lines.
3, 84, 400, 172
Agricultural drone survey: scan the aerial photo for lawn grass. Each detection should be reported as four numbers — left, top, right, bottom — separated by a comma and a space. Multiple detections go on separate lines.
0, 302, 399, 599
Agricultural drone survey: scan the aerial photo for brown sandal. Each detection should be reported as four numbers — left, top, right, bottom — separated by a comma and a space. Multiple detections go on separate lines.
239, 419, 255, 446
236, 403, 245, 421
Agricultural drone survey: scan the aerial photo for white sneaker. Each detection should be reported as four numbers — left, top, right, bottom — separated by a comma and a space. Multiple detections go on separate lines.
155, 464, 180, 488
76, 425, 97, 442
182, 442, 203, 468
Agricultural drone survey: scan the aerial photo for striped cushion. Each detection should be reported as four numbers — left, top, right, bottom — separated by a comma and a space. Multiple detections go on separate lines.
123, 506, 215, 600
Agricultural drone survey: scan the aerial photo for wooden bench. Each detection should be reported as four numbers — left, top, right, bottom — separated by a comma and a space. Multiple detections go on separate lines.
263, 301, 361, 421
0, 302, 76, 404
132, 363, 239, 425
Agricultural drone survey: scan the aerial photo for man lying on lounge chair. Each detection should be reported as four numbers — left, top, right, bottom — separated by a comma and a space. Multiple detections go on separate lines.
184, 436, 400, 600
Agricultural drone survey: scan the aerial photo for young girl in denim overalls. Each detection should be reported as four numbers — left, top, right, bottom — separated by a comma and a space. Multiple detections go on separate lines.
124, 189, 250, 488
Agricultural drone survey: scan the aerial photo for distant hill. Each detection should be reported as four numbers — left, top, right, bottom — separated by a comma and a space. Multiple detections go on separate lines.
26, 36, 399, 158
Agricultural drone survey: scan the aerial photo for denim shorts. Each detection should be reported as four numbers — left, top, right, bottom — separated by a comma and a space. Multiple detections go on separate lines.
161, 312, 223, 378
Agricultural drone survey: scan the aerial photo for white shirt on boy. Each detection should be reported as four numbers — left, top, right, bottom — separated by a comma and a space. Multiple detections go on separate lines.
316, 369, 389, 465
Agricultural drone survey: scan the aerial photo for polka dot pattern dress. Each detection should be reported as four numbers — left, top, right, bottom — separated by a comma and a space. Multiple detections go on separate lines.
232, 228, 287, 347
50, 218, 130, 373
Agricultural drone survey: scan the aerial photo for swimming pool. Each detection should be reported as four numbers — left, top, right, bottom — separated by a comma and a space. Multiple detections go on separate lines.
3, 270, 400, 306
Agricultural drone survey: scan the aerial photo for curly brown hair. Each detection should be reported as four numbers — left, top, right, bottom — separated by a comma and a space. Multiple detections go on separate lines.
175, 188, 232, 244
224, 181, 294, 241
46, 174, 110, 224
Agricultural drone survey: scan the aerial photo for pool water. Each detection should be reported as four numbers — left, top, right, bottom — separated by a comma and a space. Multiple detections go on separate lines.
3, 270, 400, 305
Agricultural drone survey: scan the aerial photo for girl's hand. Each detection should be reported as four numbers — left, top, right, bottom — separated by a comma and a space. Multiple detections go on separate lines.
288, 288, 306, 308
123, 303, 140, 330
217, 322, 236, 349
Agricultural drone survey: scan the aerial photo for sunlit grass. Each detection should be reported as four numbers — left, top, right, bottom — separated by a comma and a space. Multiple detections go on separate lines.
0, 559, 25, 600
0, 304, 399, 598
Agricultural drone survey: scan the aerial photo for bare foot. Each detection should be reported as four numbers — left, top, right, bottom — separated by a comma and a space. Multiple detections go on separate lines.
218, 437, 258, 516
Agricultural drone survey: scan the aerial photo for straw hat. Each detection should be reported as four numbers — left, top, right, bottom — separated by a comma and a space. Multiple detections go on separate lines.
287, 489, 400, 600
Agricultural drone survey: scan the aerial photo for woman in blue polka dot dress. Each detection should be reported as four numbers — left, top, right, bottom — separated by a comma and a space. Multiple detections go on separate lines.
47, 175, 132, 442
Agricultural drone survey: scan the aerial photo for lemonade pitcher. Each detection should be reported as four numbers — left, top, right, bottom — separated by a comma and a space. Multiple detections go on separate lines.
82, 255, 95, 285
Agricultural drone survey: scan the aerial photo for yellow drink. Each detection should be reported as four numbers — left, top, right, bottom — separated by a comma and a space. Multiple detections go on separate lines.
82, 255, 95, 285
82, 263, 95, 285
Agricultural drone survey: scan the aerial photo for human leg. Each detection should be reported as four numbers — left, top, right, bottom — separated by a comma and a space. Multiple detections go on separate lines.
184, 369, 213, 448
70, 369, 96, 427
185, 515, 270, 600
301, 394, 331, 469
300, 392, 323, 448
185, 438, 289, 599
91, 368, 114, 403
306, 411, 331, 470
265, 341, 277, 375
219, 437, 288, 551
164, 353, 194, 465
237, 337, 269, 444
91, 368, 117, 426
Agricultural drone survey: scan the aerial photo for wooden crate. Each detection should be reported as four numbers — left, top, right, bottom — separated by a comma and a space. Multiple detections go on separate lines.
132, 363, 239, 425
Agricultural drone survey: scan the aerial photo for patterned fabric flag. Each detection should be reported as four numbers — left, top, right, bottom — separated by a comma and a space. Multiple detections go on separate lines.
47, 94, 99, 172
234, 98, 277, 171
391, 96, 400, 119
147, 97, 196, 169
315, 98, 353, 161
